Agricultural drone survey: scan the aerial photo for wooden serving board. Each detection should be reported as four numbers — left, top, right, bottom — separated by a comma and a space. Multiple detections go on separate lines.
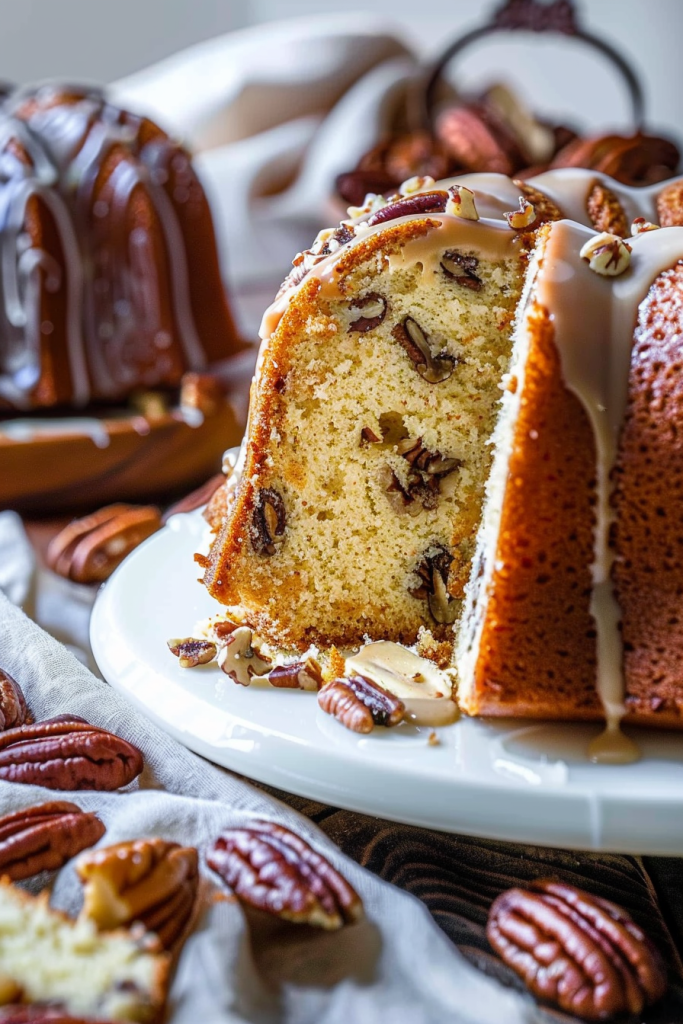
0, 399, 242, 515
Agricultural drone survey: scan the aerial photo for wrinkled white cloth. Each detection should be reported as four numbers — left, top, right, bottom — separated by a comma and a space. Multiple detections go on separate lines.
0, 577, 542, 1024
111, 16, 420, 333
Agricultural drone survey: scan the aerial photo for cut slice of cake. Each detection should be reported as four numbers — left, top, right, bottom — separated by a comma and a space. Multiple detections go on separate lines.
200, 170, 683, 732
201, 188, 539, 651
0, 879, 168, 1022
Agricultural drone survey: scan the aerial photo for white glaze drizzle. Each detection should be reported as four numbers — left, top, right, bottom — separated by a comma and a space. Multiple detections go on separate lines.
234, 171, 683, 747
531, 222, 683, 761
345, 641, 458, 727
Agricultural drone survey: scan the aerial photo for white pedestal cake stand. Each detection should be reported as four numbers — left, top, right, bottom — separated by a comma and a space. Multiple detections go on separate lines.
91, 509, 683, 855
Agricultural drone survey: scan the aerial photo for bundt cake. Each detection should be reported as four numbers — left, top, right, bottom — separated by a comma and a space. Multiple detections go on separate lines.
0, 84, 241, 411
198, 168, 683, 737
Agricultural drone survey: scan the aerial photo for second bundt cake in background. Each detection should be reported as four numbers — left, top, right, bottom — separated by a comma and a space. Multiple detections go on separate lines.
0, 84, 242, 412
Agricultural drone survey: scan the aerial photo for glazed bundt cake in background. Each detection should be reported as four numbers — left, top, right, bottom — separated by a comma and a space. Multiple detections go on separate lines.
0, 84, 242, 412
199, 168, 683, 735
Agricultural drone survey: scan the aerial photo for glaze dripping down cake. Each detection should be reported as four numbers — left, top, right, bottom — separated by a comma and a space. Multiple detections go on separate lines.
199, 169, 683, 731
0, 84, 241, 411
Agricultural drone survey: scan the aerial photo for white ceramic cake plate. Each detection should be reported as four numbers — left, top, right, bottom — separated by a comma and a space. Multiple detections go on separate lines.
91, 509, 683, 855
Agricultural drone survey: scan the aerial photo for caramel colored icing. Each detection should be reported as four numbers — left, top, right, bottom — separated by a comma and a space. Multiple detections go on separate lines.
345, 641, 458, 727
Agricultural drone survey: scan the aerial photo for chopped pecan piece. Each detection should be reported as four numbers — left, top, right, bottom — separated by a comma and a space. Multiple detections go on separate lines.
269, 657, 324, 691
512, 180, 563, 224
0, 717, 143, 791
319, 675, 404, 732
586, 181, 628, 237
504, 197, 536, 230
207, 819, 363, 929
393, 317, 455, 384
0, 670, 32, 731
167, 637, 217, 669
0, 801, 104, 881
410, 546, 458, 624
487, 879, 667, 1020
211, 619, 241, 641
217, 627, 272, 685
348, 292, 387, 333
249, 488, 286, 556
445, 184, 479, 221
381, 465, 427, 517
397, 437, 461, 478
360, 426, 381, 444
382, 439, 461, 515
366, 189, 448, 226
580, 232, 631, 277
46, 504, 161, 584
440, 250, 483, 291
77, 838, 198, 949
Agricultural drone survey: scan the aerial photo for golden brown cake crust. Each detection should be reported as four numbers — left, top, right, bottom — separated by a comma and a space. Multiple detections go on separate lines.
615, 261, 683, 727
461, 302, 602, 720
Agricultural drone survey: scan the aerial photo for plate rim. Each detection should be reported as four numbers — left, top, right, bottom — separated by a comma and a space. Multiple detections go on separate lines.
91, 510, 683, 856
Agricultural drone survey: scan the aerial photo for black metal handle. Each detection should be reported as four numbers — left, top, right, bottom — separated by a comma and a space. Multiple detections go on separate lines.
422, 0, 645, 133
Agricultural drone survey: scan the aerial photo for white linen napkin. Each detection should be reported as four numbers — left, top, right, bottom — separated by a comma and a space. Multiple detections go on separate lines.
0, 585, 542, 1024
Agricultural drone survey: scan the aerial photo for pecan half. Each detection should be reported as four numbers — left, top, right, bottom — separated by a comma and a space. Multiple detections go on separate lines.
487, 879, 667, 1020
0, 801, 104, 881
319, 675, 404, 732
249, 488, 286, 556
46, 504, 161, 584
440, 250, 483, 291
0, 670, 32, 731
207, 819, 363, 929
366, 189, 448, 226
217, 627, 272, 685
269, 657, 324, 691
586, 181, 628, 237
318, 681, 373, 733
410, 546, 458, 624
77, 838, 198, 949
348, 293, 387, 333
167, 637, 217, 669
0, 717, 144, 791
393, 317, 455, 384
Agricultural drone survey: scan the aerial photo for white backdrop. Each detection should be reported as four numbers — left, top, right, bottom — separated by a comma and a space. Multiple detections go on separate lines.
0, 1, 680, 145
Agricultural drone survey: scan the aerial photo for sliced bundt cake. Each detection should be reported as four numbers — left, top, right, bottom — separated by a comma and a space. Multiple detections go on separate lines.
199, 169, 683, 731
